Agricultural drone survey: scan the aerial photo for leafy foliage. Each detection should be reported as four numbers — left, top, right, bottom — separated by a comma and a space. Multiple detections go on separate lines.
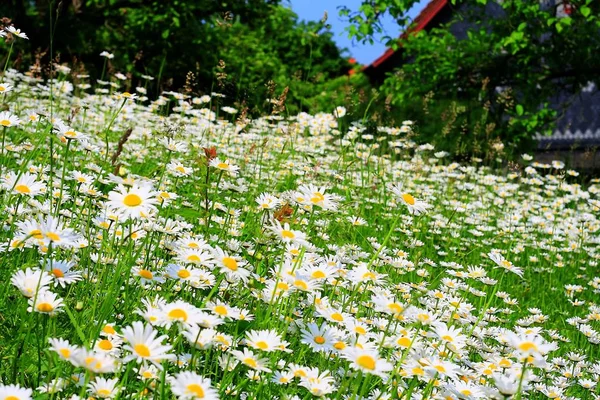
1, 0, 350, 113
343, 0, 600, 155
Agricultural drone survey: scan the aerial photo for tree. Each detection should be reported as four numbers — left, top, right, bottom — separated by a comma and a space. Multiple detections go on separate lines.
341, 0, 600, 156
0, 1, 350, 113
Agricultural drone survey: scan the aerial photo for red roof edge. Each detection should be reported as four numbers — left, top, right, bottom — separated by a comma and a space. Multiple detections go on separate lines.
368, 0, 449, 70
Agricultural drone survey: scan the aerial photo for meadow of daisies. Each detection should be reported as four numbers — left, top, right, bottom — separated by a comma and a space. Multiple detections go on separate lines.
1, 27, 600, 400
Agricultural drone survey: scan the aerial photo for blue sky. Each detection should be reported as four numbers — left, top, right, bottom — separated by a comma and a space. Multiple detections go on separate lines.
287, 0, 428, 65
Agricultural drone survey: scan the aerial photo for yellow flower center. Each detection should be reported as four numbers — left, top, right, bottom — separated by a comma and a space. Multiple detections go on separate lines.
222, 257, 238, 271
331, 312, 344, 322
175, 166, 186, 174
460, 390, 472, 396
434, 365, 446, 373
334, 341, 346, 350
52, 268, 64, 278
499, 358, 511, 368
217, 162, 229, 169
186, 384, 205, 398
59, 348, 71, 358
103, 325, 116, 335
123, 193, 142, 207
46, 232, 61, 241
518, 342, 539, 353
417, 313, 430, 322
98, 339, 113, 351
281, 230, 295, 239
138, 269, 153, 279
243, 358, 257, 368
255, 341, 269, 350
441, 335, 454, 342
397, 337, 412, 347
355, 326, 367, 335
98, 389, 111, 397
276, 282, 290, 291
402, 193, 415, 205
388, 303, 403, 314
362, 272, 377, 281
314, 336, 326, 344
134, 344, 151, 357
187, 254, 201, 262
311, 192, 325, 204
0, 119, 11, 127
168, 308, 188, 321
64, 130, 77, 138
294, 280, 308, 291
177, 269, 191, 279
311, 270, 326, 279
37, 302, 54, 312
214, 305, 228, 316
412, 367, 425, 376
15, 184, 31, 194
357, 355, 376, 370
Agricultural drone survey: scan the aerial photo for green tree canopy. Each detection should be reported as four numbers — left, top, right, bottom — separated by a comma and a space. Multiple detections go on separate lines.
342, 0, 600, 155
1, 0, 351, 113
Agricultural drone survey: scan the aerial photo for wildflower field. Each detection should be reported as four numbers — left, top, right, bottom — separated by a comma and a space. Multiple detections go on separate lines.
2, 34, 600, 400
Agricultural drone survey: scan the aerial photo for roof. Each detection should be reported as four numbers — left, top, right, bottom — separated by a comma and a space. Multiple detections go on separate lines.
367, 0, 449, 70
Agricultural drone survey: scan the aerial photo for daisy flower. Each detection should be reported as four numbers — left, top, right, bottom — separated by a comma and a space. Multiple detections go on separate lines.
94, 335, 123, 356
167, 161, 194, 177
255, 192, 280, 210
2, 171, 46, 197
434, 323, 468, 351
245, 329, 284, 352
488, 250, 524, 278
300, 322, 336, 352
122, 321, 175, 368
11, 267, 53, 297
176, 248, 214, 266
159, 138, 188, 153
53, 120, 88, 141
48, 338, 78, 361
268, 220, 309, 247
72, 349, 118, 373
5, 26, 29, 39
342, 347, 393, 377
296, 184, 339, 210
0, 111, 21, 127
333, 106, 346, 118
0, 82, 13, 93
209, 157, 240, 177
212, 246, 251, 283
169, 371, 219, 400
28, 290, 64, 315
87, 377, 119, 399
158, 300, 204, 328
107, 184, 158, 220
37, 216, 80, 248
230, 348, 272, 372
504, 331, 557, 357
182, 326, 216, 350
390, 183, 431, 215
43, 259, 82, 287
0, 384, 33, 400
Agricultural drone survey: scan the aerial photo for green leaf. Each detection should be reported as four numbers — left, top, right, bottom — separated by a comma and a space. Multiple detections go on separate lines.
162, 29, 170, 39
581, 6, 591, 18
516, 104, 524, 116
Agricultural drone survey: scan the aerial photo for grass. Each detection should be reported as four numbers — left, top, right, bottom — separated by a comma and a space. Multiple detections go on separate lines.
0, 34, 600, 400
